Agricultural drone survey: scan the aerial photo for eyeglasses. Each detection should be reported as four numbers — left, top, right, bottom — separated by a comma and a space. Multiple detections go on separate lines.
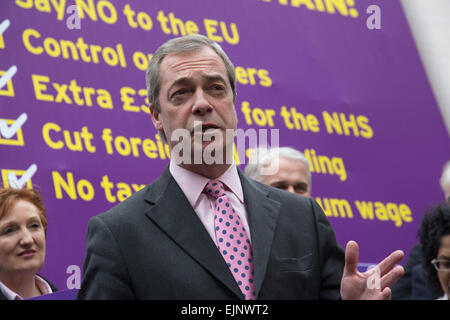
431, 258, 450, 272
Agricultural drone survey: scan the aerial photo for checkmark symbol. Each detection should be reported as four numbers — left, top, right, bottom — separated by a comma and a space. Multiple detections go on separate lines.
0, 19, 10, 36
8, 164, 38, 189
0, 113, 27, 139
0, 65, 17, 90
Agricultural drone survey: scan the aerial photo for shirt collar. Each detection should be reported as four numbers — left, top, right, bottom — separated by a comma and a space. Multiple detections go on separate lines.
0, 280, 18, 300
0, 275, 53, 300
35, 275, 53, 296
169, 161, 244, 208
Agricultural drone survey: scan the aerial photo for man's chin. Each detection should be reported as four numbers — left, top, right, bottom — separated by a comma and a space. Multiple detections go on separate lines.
191, 144, 224, 165
170, 134, 234, 165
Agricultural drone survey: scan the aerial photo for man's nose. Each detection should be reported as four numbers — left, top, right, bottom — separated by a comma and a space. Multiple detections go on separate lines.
191, 89, 212, 115
286, 185, 296, 194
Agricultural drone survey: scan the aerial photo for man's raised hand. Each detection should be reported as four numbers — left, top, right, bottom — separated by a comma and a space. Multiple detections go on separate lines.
340, 240, 405, 300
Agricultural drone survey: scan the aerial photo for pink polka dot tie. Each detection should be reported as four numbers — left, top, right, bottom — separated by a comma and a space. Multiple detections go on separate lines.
204, 179, 256, 300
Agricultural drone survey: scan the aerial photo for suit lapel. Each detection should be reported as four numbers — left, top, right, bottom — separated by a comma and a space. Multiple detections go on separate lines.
238, 169, 281, 297
143, 167, 243, 299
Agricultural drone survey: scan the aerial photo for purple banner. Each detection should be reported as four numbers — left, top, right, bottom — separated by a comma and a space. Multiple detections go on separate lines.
1, 0, 449, 293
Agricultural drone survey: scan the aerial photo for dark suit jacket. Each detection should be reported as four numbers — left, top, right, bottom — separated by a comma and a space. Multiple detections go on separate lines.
0, 275, 58, 300
77, 166, 344, 299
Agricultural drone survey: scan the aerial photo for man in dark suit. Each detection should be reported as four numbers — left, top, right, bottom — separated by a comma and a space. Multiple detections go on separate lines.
77, 35, 404, 300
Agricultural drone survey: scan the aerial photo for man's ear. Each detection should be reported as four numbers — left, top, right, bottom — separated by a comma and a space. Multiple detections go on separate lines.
149, 103, 163, 131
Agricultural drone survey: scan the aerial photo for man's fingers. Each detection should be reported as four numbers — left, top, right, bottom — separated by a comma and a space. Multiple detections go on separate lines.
380, 287, 392, 300
344, 240, 359, 275
380, 265, 405, 289
377, 250, 404, 277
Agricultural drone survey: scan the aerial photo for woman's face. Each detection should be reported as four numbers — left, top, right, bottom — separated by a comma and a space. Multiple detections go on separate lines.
437, 234, 450, 298
0, 200, 46, 278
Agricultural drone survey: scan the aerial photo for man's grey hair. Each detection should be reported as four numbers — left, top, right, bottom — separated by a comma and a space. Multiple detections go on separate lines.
245, 147, 312, 189
440, 160, 450, 199
146, 34, 237, 114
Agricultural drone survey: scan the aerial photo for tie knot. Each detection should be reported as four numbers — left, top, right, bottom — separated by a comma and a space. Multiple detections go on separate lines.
204, 179, 226, 199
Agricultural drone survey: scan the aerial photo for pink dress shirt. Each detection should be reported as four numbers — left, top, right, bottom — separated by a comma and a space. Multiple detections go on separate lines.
169, 161, 251, 246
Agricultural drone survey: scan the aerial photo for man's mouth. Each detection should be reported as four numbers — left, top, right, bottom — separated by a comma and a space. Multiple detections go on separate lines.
192, 123, 221, 134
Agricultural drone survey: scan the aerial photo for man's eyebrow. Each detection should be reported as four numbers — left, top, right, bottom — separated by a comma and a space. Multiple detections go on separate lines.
167, 77, 192, 94
167, 74, 228, 97
201, 74, 227, 84
270, 180, 287, 186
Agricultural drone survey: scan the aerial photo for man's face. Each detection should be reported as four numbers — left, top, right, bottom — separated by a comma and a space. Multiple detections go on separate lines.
0, 200, 46, 278
150, 47, 237, 164
261, 157, 311, 197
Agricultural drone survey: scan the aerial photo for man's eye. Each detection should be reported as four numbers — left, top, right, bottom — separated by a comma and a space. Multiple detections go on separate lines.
294, 184, 307, 192
210, 85, 225, 92
272, 184, 287, 190
172, 89, 187, 97
171, 87, 193, 99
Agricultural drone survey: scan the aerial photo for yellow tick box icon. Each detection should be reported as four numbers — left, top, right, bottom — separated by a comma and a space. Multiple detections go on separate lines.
0, 70, 15, 97
0, 118, 25, 146
1, 169, 33, 189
